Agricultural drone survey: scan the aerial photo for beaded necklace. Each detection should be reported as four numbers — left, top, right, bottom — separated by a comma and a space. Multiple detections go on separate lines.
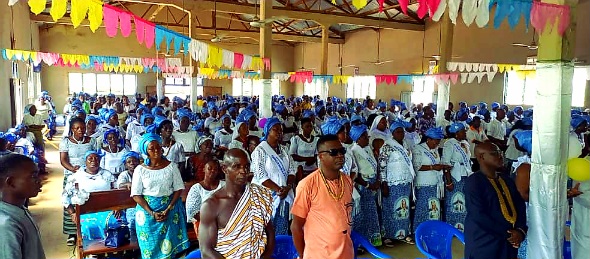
488, 177, 517, 227
319, 170, 344, 201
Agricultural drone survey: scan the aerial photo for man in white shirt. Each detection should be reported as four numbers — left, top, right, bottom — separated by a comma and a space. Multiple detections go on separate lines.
486, 109, 507, 151
466, 116, 489, 171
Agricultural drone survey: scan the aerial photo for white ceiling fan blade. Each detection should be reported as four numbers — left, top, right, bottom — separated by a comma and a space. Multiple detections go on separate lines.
512, 43, 530, 47
375, 60, 395, 65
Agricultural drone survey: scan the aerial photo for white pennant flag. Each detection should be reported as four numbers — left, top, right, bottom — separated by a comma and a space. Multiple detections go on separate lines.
461, 73, 469, 84
486, 71, 497, 82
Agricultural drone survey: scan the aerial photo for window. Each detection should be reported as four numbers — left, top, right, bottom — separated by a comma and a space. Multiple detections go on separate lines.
346, 76, 376, 99
68, 72, 136, 95
232, 78, 279, 97
504, 68, 588, 107
411, 76, 436, 105
164, 77, 203, 99
304, 80, 327, 98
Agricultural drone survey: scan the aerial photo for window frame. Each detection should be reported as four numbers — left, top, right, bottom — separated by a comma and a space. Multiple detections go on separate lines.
68, 72, 137, 96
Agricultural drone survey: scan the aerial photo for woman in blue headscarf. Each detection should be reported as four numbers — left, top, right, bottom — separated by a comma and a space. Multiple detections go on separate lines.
243, 109, 263, 138
173, 109, 198, 157
289, 117, 318, 180
116, 151, 141, 190
100, 128, 128, 176
131, 133, 189, 259
63, 150, 121, 243
130, 113, 155, 152
251, 117, 296, 235
412, 127, 451, 232
441, 123, 472, 232
97, 109, 125, 147
379, 120, 416, 246
349, 124, 382, 246
85, 115, 102, 140
213, 114, 234, 150
126, 107, 149, 146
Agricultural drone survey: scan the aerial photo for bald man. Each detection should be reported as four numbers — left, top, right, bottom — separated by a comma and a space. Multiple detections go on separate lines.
464, 143, 527, 259
199, 149, 275, 259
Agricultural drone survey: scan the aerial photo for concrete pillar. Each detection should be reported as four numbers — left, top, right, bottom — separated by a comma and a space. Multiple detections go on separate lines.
320, 24, 330, 75
156, 78, 164, 101
528, 0, 578, 258
258, 0, 273, 118
435, 13, 454, 125
191, 77, 199, 111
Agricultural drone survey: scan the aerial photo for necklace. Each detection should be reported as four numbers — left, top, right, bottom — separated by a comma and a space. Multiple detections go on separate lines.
162, 139, 173, 157
72, 135, 84, 144
300, 134, 313, 143
488, 177, 517, 227
319, 170, 344, 201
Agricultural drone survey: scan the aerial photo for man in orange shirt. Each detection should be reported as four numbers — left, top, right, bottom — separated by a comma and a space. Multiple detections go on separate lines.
291, 134, 355, 259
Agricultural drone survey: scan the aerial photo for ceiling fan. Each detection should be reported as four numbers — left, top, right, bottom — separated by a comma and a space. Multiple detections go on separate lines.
249, 1, 288, 27
363, 29, 394, 65
512, 30, 538, 50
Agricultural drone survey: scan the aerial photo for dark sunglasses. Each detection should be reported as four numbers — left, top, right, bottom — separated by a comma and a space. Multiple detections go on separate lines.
319, 147, 347, 156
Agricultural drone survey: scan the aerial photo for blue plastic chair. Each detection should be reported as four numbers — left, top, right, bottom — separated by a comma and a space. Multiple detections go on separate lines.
184, 235, 298, 259
350, 231, 392, 259
415, 220, 465, 259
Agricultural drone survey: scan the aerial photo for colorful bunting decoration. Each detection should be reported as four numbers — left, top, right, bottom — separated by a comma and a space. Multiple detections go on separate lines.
28, 0, 46, 15
50, 0, 67, 22
530, 1, 571, 36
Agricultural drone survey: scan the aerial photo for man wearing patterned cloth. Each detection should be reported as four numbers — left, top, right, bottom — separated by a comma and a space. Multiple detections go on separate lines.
464, 142, 527, 259
199, 149, 275, 259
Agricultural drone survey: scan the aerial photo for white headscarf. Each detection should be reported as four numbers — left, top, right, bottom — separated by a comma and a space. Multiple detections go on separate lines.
232, 122, 247, 140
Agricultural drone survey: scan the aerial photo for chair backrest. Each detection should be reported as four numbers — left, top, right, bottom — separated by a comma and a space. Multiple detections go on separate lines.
76, 189, 136, 214
415, 220, 465, 259
273, 235, 299, 259
350, 231, 392, 259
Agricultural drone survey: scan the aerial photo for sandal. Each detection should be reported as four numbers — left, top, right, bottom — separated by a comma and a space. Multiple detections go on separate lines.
383, 239, 395, 248
66, 235, 76, 246
400, 236, 415, 245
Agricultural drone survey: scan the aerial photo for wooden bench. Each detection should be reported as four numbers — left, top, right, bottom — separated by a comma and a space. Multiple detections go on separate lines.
74, 182, 197, 259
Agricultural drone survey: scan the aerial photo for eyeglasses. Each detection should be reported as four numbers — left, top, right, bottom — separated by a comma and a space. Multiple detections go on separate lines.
319, 147, 347, 156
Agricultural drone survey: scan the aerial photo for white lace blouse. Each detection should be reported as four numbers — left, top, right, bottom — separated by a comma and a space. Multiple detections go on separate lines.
185, 181, 226, 223
289, 135, 318, 171
441, 138, 473, 182
412, 143, 443, 187
379, 139, 415, 185
62, 168, 115, 208
130, 162, 185, 197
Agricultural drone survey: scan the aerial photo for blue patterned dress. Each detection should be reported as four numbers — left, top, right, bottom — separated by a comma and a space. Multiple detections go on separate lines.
379, 139, 415, 239
350, 143, 382, 246
441, 138, 472, 231
412, 143, 443, 232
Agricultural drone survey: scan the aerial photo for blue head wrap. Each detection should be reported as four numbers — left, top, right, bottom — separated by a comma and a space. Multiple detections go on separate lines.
102, 128, 124, 146
138, 133, 162, 165
349, 125, 367, 142
261, 117, 281, 141
145, 124, 157, 134
500, 104, 508, 111
85, 115, 100, 124
100, 109, 117, 122
121, 151, 141, 163
302, 110, 315, 119
491, 102, 500, 110
151, 107, 164, 116
153, 115, 168, 128
390, 121, 406, 132
228, 107, 237, 114
220, 114, 231, 124
15, 124, 26, 131
506, 111, 515, 117
456, 108, 469, 120
321, 118, 344, 135
571, 115, 586, 128
83, 150, 102, 164
3, 133, 19, 143
425, 127, 445, 140
136, 106, 149, 116
71, 99, 83, 107
448, 123, 467, 134
514, 106, 524, 113
351, 114, 363, 123
315, 105, 325, 115
177, 109, 191, 120
275, 104, 286, 114
514, 130, 533, 154
201, 107, 209, 115
523, 109, 533, 118
572, 110, 582, 116
477, 108, 489, 116
479, 102, 487, 110
140, 113, 155, 126
377, 102, 387, 109
469, 105, 477, 111
237, 109, 257, 123
339, 118, 350, 126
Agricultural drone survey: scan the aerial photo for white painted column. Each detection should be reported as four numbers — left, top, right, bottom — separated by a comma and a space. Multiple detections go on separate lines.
156, 79, 164, 102
436, 82, 450, 126
191, 77, 199, 111
259, 79, 273, 118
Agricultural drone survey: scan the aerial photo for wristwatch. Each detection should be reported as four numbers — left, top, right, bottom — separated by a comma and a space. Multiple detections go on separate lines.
365, 182, 370, 188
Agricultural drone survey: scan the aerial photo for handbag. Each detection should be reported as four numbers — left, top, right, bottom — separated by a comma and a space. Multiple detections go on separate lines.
104, 220, 130, 248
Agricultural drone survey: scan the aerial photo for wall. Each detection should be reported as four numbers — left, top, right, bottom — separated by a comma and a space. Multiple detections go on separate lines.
0, 1, 40, 130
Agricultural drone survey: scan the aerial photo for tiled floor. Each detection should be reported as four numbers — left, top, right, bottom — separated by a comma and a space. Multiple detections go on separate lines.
30, 135, 465, 259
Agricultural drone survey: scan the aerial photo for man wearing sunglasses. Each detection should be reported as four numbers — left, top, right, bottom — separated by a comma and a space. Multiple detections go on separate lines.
464, 142, 527, 259
291, 134, 355, 259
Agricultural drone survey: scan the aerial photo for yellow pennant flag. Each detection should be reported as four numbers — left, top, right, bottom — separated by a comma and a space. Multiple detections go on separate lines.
87, 0, 104, 32
70, 0, 90, 28
50, 0, 67, 21
28, 0, 46, 15
352, 0, 368, 9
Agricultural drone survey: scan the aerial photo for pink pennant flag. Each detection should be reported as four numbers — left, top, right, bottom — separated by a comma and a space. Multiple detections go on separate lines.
389, 75, 399, 85
144, 22, 156, 49
119, 11, 132, 37
376, 75, 384, 84
134, 16, 156, 48
450, 73, 459, 84
103, 4, 119, 37
531, 1, 570, 36
427, 0, 442, 18
234, 53, 244, 69
398, 0, 409, 14
417, 0, 428, 18
378, 0, 385, 12
263, 58, 271, 70
135, 16, 146, 44
290, 74, 296, 83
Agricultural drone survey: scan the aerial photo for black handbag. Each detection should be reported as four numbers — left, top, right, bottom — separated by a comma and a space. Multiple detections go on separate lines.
104, 221, 130, 248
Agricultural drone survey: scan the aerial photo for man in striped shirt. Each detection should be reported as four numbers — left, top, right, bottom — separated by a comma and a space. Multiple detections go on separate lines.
199, 149, 275, 259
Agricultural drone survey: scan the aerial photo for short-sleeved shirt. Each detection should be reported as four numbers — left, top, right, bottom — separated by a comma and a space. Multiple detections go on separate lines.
130, 162, 185, 197
467, 127, 489, 158
291, 170, 354, 259
0, 202, 46, 259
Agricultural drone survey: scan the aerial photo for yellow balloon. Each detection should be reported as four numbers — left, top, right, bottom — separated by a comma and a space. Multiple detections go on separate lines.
567, 158, 590, 182
196, 100, 204, 107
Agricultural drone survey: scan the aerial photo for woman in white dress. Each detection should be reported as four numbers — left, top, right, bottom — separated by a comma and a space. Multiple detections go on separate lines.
157, 119, 186, 174
172, 109, 198, 155
289, 117, 318, 180
117, 151, 141, 189
412, 127, 450, 232
131, 133, 189, 259
214, 115, 233, 150
441, 123, 472, 231
185, 160, 225, 233
59, 117, 97, 245
99, 129, 128, 176
63, 151, 119, 242
130, 113, 155, 153
251, 117, 296, 235
228, 122, 250, 155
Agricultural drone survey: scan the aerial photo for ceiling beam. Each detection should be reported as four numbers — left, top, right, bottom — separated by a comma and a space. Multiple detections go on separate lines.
115, 0, 424, 31
147, 5, 165, 21
30, 14, 345, 44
